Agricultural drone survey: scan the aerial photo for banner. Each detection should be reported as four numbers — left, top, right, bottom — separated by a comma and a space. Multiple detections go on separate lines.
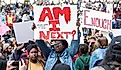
79, 7, 112, 32
34, 5, 77, 41
0, 22, 10, 36
13, 21, 34, 44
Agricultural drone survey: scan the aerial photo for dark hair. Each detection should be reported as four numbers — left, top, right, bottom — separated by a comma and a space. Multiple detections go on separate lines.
79, 44, 88, 54
95, 30, 99, 34
89, 37, 96, 41
55, 40, 68, 48
27, 44, 38, 53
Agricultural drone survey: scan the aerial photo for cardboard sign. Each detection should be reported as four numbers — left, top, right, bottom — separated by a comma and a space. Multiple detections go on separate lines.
13, 21, 34, 44
79, 7, 112, 32
0, 22, 10, 36
34, 5, 77, 41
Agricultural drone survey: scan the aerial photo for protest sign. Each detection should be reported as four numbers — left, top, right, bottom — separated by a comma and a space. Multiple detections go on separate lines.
34, 5, 77, 41
79, 7, 112, 32
13, 21, 34, 44
0, 22, 10, 36
112, 29, 121, 37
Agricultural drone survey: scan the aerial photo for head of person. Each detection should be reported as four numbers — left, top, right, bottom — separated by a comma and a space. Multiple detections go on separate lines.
53, 40, 68, 54
88, 36, 96, 43
94, 30, 100, 38
3, 43, 12, 55
88, 36, 97, 51
53, 63, 71, 70
79, 44, 88, 55
97, 36, 108, 48
27, 44, 38, 63
101, 36, 121, 68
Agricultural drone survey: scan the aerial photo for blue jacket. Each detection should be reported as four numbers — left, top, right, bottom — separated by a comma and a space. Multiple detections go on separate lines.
44, 28, 80, 70
89, 48, 107, 70
45, 40, 79, 70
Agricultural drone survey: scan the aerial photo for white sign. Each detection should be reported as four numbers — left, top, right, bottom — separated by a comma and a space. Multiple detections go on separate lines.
112, 29, 121, 37
34, 5, 77, 41
80, 7, 112, 32
13, 21, 34, 44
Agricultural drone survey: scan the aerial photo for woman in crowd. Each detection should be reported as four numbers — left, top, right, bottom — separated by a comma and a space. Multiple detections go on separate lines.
89, 36, 108, 69
75, 44, 90, 70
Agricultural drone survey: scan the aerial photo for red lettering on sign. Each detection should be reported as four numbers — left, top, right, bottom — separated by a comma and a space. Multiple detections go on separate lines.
91, 18, 96, 26
57, 32, 64, 38
39, 31, 50, 40
51, 32, 56, 39
84, 10, 90, 26
39, 7, 71, 24
63, 32, 71, 39
72, 30, 76, 40
39, 31, 76, 40
109, 20, 112, 30
39, 7, 53, 22
53, 7, 71, 24
102, 19, 106, 29
49, 21, 60, 31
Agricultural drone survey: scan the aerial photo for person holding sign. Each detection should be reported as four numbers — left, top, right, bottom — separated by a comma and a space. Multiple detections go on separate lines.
36, 39, 79, 70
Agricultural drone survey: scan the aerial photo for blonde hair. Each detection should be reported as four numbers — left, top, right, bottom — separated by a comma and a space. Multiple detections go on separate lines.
92, 42, 100, 52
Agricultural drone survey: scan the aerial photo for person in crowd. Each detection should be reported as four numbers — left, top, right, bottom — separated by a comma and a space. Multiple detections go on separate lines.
6, 12, 14, 29
26, 44, 45, 70
94, 30, 100, 40
72, 48, 80, 63
6, 44, 45, 70
2, 43, 12, 60
89, 36, 108, 70
91, 36, 121, 70
22, 12, 30, 22
0, 42, 7, 70
88, 36, 97, 55
0, 12, 6, 24
35, 38, 79, 70
75, 44, 90, 70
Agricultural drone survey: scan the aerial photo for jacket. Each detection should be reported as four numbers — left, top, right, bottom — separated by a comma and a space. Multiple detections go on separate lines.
45, 40, 79, 70
75, 54, 90, 70
89, 48, 107, 70
37, 28, 81, 70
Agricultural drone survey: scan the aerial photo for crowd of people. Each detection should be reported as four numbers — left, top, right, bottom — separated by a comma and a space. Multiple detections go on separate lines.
0, 0, 121, 29
0, 0, 121, 70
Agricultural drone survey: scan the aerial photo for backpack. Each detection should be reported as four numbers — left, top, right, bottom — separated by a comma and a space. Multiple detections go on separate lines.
80, 57, 89, 70
100, 63, 121, 70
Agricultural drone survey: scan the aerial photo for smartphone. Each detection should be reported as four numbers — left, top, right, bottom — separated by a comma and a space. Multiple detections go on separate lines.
11, 61, 19, 67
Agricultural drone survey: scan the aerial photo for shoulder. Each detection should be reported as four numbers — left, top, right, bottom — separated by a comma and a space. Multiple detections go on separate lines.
75, 57, 81, 63
91, 66, 105, 70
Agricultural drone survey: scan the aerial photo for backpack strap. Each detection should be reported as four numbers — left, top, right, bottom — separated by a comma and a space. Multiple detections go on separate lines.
79, 57, 89, 65
100, 64, 113, 70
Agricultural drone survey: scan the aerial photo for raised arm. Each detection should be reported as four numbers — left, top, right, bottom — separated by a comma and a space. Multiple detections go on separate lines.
68, 27, 81, 57
36, 40, 51, 59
